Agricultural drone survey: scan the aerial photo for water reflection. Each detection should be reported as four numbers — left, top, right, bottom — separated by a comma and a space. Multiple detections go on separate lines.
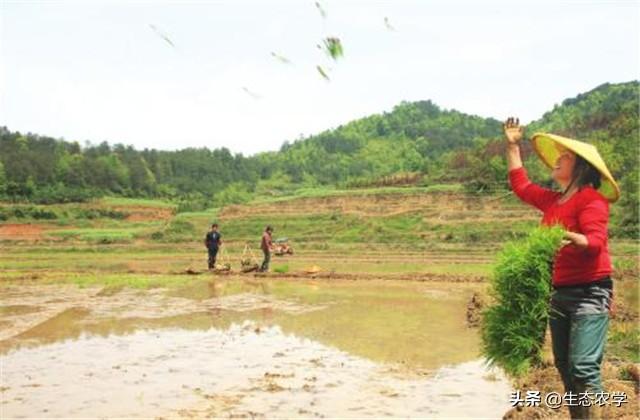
2, 323, 511, 418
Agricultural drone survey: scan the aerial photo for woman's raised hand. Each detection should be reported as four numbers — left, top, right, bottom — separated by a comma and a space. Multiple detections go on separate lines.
503, 117, 524, 145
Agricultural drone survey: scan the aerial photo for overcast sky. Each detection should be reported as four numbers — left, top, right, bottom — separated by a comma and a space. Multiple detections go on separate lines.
1, 0, 638, 155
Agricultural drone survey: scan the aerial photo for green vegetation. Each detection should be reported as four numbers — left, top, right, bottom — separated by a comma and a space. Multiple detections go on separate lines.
101, 196, 176, 208
0, 203, 129, 222
0, 185, 635, 370
608, 324, 640, 363
1, 81, 636, 236
272, 264, 290, 274
250, 184, 463, 204
481, 226, 565, 377
209, 209, 538, 246
47, 228, 138, 244
150, 219, 197, 242
0, 81, 638, 372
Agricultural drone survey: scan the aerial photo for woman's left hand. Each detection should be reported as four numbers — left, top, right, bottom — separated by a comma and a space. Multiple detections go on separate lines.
562, 231, 589, 249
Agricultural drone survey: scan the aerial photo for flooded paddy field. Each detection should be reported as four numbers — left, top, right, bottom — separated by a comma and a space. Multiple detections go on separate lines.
0, 273, 512, 418
1, 193, 637, 418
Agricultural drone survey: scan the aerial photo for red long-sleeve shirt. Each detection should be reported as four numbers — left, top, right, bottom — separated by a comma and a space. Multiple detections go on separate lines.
509, 167, 612, 287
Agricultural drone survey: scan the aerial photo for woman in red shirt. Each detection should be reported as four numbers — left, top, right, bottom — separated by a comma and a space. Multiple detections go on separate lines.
503, 117, 619, 419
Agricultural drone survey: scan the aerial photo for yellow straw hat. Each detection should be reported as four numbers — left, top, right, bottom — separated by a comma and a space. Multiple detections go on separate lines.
304, 265, 322, 274
531, 133, 620, 203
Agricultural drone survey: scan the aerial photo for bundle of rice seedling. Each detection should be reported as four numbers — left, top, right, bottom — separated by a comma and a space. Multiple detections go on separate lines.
214, 263, 231, 272
240, 258, 259, 273
481, 225, 565, 377
322, 37, 343, 60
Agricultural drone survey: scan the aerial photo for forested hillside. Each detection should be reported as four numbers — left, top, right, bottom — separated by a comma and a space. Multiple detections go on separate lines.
1, 81, 637, 233
0, 100, 502, 201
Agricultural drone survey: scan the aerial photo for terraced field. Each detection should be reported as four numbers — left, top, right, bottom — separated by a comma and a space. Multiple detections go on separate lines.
1, 189, 638, 418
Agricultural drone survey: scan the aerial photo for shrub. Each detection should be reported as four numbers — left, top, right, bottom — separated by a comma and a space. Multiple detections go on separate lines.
481, 225, 564, 377
84, 232, 133, 244
74, 208, 128, 220
30, 208, 59, 220
611, 173, 639, 239
150, 218, 197, 242
273, 264, 290, 274
0, 206, 59, 220
176, 193, 209, 213
31, 185, 98, 204
213, 182, 252, 207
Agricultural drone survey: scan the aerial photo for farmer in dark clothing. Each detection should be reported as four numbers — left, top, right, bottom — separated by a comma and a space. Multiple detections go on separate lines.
260, 226, 273, 272
204, 223, 222, 269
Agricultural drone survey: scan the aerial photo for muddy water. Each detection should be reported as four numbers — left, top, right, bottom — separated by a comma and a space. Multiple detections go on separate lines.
0, 279, 513, 418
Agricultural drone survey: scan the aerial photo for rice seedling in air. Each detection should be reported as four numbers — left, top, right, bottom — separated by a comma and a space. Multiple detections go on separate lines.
384, 17, 396, 31
481, 225, 565, 377
148, 24, 176, 49
241, 87, 262, 100
315, 1, 327, 19
271, 52, 292, 65
316, 65, 330, 81
322, 37, 343, 60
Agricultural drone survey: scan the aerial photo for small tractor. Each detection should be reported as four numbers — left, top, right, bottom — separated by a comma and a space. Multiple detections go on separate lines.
273, 237, 294, 256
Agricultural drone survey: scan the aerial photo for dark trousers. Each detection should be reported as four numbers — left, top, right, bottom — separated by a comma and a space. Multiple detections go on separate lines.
260, 249, 270, 272
549, 283, 611, 419
550, 311, 609, 393
208, 247, 219, 269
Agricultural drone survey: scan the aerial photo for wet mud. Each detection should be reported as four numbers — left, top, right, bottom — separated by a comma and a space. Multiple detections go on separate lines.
0, 280, 512, 418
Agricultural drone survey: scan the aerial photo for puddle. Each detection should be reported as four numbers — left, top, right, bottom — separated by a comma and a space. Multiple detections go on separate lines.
1, 323, 512, 418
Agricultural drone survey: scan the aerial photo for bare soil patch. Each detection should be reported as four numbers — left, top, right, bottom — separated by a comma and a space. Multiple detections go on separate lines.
0, 224, 45, 240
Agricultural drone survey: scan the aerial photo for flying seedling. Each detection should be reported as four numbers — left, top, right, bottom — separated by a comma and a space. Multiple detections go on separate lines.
316, 65, 330, 81
148, 24, 176, 49
271, 52, 292, 65
322, 37, 344, 60
384, 17, 396, 32
242, 87, 262, 100
315, 1, 327, 19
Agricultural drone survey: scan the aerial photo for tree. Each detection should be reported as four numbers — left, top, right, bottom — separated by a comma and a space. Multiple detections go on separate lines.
127, 156, 157, 194
55, 153, 87, 187
0, 80, 635, 221
92, 154, 130, 192
0, 161, 6, 195
614, 173, 639, 238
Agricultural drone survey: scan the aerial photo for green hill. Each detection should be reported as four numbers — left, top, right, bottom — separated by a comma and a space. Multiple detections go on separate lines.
1, 81, 638, 235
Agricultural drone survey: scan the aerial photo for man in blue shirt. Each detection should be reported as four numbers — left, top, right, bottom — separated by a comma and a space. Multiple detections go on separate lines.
204, 223, 222, 269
